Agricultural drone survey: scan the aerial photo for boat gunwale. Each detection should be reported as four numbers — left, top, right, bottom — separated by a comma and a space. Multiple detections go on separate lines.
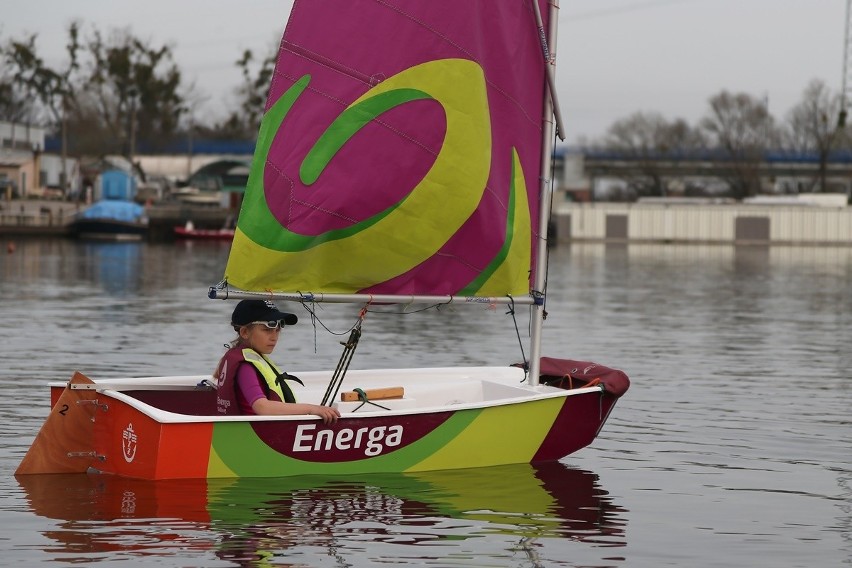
49, 367, 605, 425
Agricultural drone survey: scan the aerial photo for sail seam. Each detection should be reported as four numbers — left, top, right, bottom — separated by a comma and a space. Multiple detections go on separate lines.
281, 41, 376, 86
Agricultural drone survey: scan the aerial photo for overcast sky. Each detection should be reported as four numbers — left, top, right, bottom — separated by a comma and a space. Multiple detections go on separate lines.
1, 0, 843, 145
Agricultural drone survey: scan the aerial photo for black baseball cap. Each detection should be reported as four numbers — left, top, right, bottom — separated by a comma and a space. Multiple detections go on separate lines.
231, 299, 298, 327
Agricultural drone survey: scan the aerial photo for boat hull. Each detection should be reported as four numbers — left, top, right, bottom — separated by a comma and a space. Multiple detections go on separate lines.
174, 226, 235, 240
69, 218, 148, 240
20, 364, 627, 480
99, 392, 616, 480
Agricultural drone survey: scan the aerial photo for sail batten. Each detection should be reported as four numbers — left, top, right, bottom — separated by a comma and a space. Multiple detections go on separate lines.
224, 1, 551, 298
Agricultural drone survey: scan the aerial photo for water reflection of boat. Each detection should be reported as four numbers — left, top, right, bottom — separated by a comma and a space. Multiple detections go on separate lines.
77, 241, 142, 294
17, 462, 626, 558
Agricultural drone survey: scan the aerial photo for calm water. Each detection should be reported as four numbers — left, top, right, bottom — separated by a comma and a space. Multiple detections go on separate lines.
0, 239, 849, 567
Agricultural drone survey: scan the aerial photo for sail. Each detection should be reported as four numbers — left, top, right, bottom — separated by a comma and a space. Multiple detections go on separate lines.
224, 0, 551, 297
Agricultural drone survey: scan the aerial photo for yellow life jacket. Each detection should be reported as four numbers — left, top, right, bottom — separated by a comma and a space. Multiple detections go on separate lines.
241, 348, 297, 403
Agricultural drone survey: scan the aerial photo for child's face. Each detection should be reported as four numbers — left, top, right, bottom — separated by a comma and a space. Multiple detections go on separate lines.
241, 324, 281, 355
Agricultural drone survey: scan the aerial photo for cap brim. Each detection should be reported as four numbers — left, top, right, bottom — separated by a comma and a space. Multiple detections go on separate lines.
275, 311, 298, 325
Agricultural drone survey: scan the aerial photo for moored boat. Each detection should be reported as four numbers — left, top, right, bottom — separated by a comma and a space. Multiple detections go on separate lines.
68, 199, 148, 241
174, 220, 235, 240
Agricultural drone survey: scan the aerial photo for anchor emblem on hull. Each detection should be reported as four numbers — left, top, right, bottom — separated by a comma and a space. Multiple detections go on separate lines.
122, 423, 138, 463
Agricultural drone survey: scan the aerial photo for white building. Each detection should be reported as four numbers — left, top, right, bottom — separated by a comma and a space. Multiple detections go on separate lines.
0, 121, 45, 198
0, 121, 82, 198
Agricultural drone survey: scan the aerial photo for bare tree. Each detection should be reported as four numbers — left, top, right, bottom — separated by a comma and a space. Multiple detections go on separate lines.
2, 26, 81, 124
207, 46, 278, 140
2, 24, 187, 160
783, 79, 846, 192
1, 34, 59, 125
604, 112, 705, 197
0, 38, 37, 122
1, 25, 82, 194
700, 91, 775, 199
81, 27, 185, 156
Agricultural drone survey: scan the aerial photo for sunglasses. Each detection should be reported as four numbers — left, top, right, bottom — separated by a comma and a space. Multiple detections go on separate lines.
250, 320, 287, 330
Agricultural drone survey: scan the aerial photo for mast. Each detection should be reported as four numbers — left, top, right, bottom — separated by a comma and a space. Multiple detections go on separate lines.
528, 0, 561, 386
841, 0, 852, 127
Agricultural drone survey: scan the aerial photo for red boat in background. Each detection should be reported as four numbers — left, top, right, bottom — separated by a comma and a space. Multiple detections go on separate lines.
174, 221, 235, 241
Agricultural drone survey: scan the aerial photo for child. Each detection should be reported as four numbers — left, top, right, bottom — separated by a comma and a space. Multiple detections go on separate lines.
214, 299, 340, 423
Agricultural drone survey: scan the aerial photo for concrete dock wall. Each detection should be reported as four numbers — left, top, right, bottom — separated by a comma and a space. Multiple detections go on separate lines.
5, 198, 852, 247
554, 202, 852, 246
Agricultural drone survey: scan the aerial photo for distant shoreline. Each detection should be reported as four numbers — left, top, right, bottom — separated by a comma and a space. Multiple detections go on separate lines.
0, 198, 234, 241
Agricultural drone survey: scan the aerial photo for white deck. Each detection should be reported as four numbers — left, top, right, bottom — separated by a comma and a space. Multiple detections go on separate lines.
56, 366, 602, 424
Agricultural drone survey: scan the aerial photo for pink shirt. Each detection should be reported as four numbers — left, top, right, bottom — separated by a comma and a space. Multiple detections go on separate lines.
235, 364, 282, 413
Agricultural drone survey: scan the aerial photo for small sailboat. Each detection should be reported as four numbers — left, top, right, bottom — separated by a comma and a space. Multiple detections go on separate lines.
174, 219, 236, 241
17, 0, 629, 480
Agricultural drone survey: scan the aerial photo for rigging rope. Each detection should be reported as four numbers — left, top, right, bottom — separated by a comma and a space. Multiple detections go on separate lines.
506, 295, 528, 382
319, 303, 369, 406
542, 126, 559, 315
350, 387, 391, 412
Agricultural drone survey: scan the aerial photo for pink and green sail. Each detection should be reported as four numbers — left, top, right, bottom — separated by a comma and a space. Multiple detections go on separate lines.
224, 0, 550, 296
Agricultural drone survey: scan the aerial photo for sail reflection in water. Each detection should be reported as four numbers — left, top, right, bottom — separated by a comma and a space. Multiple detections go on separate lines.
17, 463, 625, 564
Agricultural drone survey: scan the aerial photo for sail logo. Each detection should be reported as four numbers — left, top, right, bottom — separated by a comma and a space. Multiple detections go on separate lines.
122, 423, 138, 463
293, 424, 403, 457
231, 57, 533, 296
